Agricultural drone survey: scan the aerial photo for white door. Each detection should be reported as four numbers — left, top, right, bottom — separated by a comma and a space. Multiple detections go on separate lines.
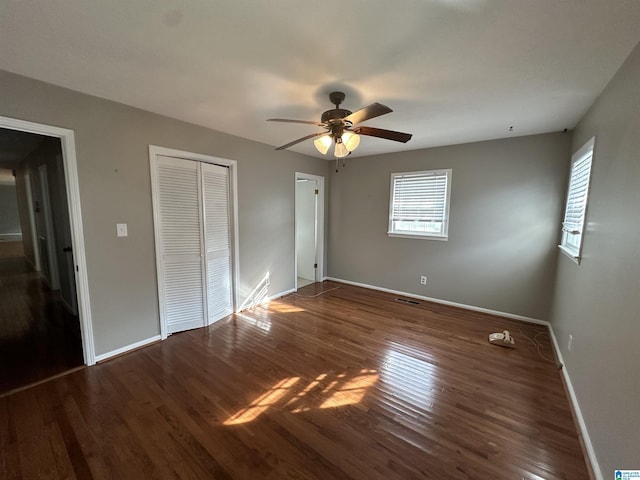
202, 162, 233, 323
153, 154, 234, 335
155, 155, 206, 334
296, 178, 318, 283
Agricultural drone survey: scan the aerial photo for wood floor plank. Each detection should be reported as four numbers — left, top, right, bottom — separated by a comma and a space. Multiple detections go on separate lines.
0, 396, 21, 480
2, 281, 590, 479
0, 256, 84, 396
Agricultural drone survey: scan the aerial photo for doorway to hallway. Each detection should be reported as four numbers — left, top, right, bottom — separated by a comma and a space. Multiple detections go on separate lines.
0, 123, 89, 395
295, 173, 325, 289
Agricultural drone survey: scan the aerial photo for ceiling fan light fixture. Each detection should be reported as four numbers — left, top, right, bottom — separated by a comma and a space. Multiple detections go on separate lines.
342, 131, 360, 152
334, 139, 349, 158
313, 134, 332, 155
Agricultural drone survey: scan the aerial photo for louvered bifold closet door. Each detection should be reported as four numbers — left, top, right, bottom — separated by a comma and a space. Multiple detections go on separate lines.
156, 155, 205, 334
201, 162, 233, 324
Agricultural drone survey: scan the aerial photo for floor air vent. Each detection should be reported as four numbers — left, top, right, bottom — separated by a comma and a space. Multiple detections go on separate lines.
395, 297, 421, 305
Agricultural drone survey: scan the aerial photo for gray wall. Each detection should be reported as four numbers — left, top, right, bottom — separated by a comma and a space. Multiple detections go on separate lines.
0, 69, 328, 356
549, 41, 640, 477
328, 132, 571, 320
0, 182, 22, 237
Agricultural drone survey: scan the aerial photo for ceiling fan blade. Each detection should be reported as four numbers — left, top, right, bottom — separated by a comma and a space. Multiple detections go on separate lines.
354, 126, 412, 143
267, 118, 325, 126
344, 103, 393, 125
275, 131, 327, 150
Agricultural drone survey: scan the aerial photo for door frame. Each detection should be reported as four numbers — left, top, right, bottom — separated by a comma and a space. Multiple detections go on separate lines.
0, 115, 96, 365
149, 145, 240, 340
23, 172, 42, 271
295, 172, 325, 289
37, 163, 61, 290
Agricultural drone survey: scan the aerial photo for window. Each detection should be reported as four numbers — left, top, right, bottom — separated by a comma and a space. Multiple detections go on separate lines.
388, 169, 452, 240
559, 137, 595, 263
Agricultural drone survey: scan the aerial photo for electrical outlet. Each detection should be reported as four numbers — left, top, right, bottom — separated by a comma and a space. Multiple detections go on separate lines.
420, 275, 427, 285
568, 334, 573, 352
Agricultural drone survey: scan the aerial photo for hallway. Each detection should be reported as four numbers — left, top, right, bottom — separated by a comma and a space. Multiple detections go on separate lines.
0, 247, 83, 396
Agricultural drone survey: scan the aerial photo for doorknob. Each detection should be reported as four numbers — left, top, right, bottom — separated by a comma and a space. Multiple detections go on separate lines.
63, 246, 73, 253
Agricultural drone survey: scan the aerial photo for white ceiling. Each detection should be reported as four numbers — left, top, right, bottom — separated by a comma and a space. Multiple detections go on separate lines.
1, 1, 639, 159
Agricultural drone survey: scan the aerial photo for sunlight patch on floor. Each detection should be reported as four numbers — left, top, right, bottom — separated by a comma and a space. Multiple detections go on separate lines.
224, 377, 301, 425
268, 300, 305, 313
381, 347, 441, 409
223, 369, 378, 425
319, 370, 379, 409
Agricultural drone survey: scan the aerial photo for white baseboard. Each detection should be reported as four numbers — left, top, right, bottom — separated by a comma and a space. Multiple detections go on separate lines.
272, 287, 296, 299
238, 287, 296, 312
0, 233, 23, 241
94, 335, 162, 363
325, 276, 547, 325
547, 328, 602, 479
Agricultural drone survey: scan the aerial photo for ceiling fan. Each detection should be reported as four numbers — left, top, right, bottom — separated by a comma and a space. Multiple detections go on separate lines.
268, 91, 412, 169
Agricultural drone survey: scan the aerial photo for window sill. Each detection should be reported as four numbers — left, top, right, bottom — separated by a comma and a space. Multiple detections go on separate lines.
558, 244, 581, 265
388, 232, 448, 241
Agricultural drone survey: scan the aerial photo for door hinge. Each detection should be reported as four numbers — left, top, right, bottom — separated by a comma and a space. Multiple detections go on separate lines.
315, 189, 319, 195
314, 263, 318, 268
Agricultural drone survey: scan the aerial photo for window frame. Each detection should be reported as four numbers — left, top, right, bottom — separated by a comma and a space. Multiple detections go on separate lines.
388, 168, 452, 240
559, 137, 595, 264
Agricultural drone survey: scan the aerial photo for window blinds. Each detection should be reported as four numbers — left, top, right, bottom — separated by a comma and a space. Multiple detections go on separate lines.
562, 148, 593, 234
559, 137, 595, 261
389, 169, 451, 237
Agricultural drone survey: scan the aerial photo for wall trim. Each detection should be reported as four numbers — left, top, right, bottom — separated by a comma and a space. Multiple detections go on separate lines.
273, 287, 296, 299
238, 287, 296, 312
326, 276, 547, 325
95, 335, 162, 363
547, 328, 602, 480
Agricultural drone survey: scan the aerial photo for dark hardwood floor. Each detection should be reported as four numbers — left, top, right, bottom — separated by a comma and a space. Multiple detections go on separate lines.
0, 255, 84, 395
0, 281, 590, 479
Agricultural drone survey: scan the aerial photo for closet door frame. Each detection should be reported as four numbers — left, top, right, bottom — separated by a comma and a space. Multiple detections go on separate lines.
149, 145, 240, 340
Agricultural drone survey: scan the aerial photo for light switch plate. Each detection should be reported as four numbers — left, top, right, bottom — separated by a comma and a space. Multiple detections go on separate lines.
116, 223, 128, 237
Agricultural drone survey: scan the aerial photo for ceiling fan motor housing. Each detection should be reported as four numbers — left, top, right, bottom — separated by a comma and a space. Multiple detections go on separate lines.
321, 108, 352, 124
322, 91, 352, 125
